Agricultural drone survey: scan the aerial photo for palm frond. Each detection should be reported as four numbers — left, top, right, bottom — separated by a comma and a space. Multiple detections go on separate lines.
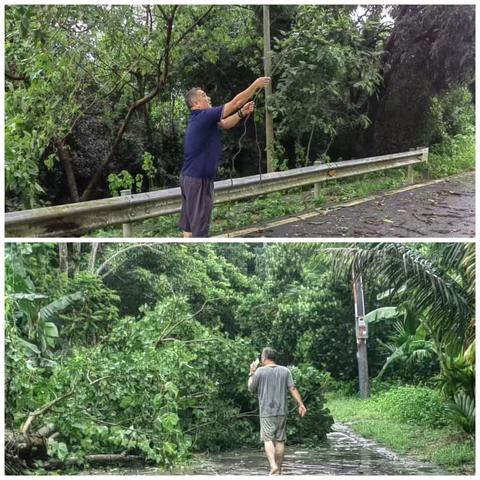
331, 243, 472, 353
446, 392, 475, 435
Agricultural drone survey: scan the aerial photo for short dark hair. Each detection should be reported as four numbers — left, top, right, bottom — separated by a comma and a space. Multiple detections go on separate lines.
261, 347, 277, 362
185, 87, 202, 109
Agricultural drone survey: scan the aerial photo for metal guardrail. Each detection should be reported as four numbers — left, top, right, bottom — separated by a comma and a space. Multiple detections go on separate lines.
5, 147, 428, 237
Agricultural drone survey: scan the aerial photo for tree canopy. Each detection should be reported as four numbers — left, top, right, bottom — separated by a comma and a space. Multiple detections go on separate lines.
5, 5, 474, 210
6, 242, 474, 472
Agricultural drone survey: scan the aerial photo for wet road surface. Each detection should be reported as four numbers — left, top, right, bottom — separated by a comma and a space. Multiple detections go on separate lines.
233, 172, 474, 238
90, 423, 447, 475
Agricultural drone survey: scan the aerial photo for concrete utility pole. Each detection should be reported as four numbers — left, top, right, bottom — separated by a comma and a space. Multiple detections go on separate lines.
352, 265, 369, 399
263, 5, 274, 172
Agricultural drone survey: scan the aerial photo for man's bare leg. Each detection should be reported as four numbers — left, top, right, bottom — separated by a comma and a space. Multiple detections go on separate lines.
274, 441, 285, 474
183, 231, 193, 238
264, 441, 279, 474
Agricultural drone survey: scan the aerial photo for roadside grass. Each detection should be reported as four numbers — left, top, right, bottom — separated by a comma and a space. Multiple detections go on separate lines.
92, 133, 474, 238
326, 394, 475, 474
420, 133, 475, 179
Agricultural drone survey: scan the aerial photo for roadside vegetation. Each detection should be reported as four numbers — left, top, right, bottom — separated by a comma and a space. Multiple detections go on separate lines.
6, 5, 474, 214
6, 243, 475, 474
327, 386, 474, 474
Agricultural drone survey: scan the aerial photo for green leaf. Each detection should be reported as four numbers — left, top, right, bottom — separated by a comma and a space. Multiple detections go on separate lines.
364, 307, 400, 324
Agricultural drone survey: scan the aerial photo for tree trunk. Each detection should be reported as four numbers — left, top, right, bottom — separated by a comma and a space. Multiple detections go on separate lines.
59, 244, 69, 275
55, 139, 80, 202
5, 430, 49, 463
72, 243, 82, 276
88, 243, 100, 273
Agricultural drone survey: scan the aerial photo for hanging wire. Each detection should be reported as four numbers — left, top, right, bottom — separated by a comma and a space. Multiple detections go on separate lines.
228, 45, 294, 194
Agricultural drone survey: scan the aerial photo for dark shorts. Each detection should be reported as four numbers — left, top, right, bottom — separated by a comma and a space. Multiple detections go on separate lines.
178, 175, 214, 237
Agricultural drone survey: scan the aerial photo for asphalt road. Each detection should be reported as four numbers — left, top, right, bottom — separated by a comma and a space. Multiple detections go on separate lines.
230, 172, 475, 238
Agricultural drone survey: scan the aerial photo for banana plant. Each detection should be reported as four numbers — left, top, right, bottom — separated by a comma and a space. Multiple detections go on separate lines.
9, 291, 83, 360
365, 302, 437, 379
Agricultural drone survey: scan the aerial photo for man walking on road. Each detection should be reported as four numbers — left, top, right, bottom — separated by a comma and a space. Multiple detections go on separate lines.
248, 347, 307, 475
179, 77, 271, 237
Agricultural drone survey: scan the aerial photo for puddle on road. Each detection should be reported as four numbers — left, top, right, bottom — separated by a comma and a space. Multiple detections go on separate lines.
182, 423, 446, 475
89, 423, 446, 475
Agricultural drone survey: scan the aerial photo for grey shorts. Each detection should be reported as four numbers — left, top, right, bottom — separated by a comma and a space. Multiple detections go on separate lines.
178, 175, 214, 237
260, 415, 287, 442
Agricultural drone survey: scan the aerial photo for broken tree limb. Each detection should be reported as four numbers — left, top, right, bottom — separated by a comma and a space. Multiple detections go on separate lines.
85, 454, 145, 465
21, 389, 75, 435
36, 423, 57, 438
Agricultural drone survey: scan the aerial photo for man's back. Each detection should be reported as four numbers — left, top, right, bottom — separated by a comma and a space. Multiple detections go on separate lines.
182, 106, 224, 179
249, 365, 294, 417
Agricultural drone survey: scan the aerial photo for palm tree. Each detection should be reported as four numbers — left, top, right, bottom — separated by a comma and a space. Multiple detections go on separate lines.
331, 243, 474, 357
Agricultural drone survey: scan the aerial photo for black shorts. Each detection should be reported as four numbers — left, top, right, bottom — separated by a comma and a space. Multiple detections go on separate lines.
178, 175, 214, 237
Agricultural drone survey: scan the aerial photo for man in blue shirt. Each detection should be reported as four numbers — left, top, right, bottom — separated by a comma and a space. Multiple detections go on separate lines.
179, 77, 271, 237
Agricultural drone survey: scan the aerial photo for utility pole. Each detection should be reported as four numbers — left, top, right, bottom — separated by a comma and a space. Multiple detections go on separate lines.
263, 5, 274, 172
352, 264, 369, 399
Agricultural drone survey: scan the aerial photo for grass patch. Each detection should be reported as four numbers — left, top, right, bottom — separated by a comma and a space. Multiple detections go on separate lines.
326, 392, 475, 474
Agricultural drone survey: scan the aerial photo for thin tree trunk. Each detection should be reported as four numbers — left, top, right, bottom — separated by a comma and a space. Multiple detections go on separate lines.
59, 244, 68, 275
305, 126, 315, 165
55, 139, 80, 202
88, 243, 100, 273
72, 243, 82, 276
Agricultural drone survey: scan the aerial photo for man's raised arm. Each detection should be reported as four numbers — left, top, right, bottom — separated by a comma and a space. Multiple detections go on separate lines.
222, 77, 271, 118
219, 101, 255, 130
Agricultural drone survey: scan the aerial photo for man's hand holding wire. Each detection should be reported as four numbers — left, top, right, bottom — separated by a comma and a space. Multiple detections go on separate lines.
254, 77, 271, 89
242, 101, 255, 117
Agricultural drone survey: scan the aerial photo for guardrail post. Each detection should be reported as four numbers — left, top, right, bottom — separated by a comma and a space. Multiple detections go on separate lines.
422, 147, 429, 163
407, 165, 414, 185
313, 160, 323, 199
120, 189, 134, 237
407, 148, 416, 185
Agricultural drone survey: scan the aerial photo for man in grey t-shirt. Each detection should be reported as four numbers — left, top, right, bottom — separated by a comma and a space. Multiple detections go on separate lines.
248, 347, 307, 475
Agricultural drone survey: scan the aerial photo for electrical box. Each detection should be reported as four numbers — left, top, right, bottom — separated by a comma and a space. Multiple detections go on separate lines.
357, 316, 368, 339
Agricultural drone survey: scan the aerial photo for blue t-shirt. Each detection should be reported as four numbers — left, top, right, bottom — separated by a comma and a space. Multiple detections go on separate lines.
182, 105, 224, 179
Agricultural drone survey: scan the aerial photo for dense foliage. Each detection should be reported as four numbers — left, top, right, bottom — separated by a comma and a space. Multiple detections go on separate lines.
5, 5, 474, 209
5, 242, 475, 472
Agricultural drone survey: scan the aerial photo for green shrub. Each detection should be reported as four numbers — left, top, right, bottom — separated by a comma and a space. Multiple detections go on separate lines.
430, 87, 474, 143
287, 365, 334, 443
422, 133, 474, 179
327, 379, 358, 397
372, 386, 448, 427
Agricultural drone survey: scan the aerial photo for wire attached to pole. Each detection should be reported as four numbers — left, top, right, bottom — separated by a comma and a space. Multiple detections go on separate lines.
228, 46, 294, 196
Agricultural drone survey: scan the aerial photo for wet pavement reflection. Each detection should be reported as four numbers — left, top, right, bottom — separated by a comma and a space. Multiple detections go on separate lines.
89, 423, 447, 475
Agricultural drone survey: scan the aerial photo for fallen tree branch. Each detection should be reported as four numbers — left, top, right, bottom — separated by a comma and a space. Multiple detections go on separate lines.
85, 454, 145, 465
21, 389, 75, 435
